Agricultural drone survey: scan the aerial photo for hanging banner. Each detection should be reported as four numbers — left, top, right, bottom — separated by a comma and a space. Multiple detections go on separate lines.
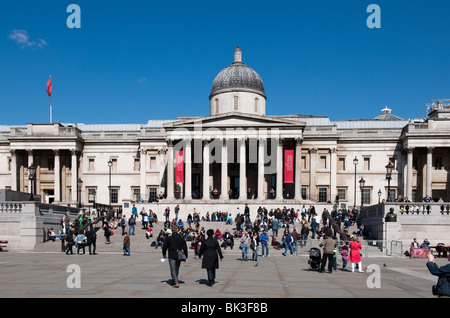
175, 150, 184, 183
284, 149, 294, 183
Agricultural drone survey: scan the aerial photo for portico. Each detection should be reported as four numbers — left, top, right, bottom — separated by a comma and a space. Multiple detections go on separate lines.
163, 112, 306, 202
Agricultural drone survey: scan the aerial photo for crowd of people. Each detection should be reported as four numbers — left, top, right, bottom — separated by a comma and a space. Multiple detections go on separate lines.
46, 203, 450, 296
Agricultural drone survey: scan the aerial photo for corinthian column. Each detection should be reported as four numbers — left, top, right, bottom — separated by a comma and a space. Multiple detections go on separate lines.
166, 140, 174, 200
239, 138, 246, 200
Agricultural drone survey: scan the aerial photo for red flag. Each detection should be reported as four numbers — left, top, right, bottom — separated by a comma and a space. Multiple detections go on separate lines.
46, 76, 52, 96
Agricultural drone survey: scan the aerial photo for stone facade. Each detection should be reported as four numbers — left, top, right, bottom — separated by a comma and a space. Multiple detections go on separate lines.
0, 49, 449, 213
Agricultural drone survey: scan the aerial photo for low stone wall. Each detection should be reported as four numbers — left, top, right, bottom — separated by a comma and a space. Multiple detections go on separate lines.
358, 202, 450, 253
0, 202, 80, 251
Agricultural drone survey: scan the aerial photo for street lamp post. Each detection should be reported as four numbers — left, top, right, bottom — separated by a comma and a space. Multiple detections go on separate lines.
359, 177, 366, 209
77, 178, 83, 208
385, 162, 394, 202
353, 156, 359, 209
28, 164, 36, 201
108, 159, 112, 207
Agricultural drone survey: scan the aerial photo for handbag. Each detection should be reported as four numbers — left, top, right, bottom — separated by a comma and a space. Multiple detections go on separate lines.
177, 249, 186, 261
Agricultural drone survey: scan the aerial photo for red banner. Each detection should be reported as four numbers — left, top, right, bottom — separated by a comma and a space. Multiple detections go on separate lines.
175, 150, 184, 183
284, 149, 294, 183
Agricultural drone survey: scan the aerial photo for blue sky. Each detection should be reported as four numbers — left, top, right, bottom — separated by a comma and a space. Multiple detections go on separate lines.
1, 0, 449, 125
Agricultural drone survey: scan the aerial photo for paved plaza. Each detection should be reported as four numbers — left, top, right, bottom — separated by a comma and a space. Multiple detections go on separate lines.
0, 247, 444, 299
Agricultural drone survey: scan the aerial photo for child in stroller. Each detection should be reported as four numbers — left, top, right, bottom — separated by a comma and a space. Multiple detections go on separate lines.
308, 247, 321, 271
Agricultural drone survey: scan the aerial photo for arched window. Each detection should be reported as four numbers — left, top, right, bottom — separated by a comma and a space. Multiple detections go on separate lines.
255, 98, 259, 113
233, 96, 239, 111
215, 99, 219, 114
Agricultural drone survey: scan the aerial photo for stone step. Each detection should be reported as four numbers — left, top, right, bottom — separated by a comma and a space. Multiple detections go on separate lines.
35, 218, 364, 256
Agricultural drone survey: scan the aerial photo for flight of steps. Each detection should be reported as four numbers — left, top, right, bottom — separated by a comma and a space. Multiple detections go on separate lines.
34, 217, 370, 257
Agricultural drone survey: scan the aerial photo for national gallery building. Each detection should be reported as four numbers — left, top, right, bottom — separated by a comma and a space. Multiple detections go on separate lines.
1, 47, 449, 211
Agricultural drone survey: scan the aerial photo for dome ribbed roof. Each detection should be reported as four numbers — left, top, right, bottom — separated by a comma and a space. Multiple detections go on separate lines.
210, 47, 266, 99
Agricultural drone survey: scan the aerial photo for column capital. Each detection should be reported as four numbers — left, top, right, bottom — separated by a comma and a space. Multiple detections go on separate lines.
26, 149, 34, 156
167, 139, 174, 147
330, 147, 337, 154
52, 149, 60, 156
406, 146, 414, 154
9, 149, 16, 156
295, 137, 303, 145
140, 148, 147, 155
427, 146, 434, 153
309, 147, 318, 154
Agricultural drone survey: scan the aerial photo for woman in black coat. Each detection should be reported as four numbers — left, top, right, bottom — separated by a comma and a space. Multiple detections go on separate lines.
198, 229, 224, 287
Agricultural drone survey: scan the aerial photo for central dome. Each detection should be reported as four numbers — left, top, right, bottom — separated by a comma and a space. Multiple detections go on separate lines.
209, 46, 266, 100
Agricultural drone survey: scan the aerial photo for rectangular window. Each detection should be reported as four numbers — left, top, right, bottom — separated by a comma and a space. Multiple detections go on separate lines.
318, 188, 327, 202
364, 157, 370, 171
111, 158, 118, 172
362, 189, 371, 205
133, 188, 141, 202
338, 158, 345, 171
388, 188, 397, 202
150, 156, 156, 169
111, 188, 119, 204
88, 188, 96, 203
149, 187, 158, 202
301, 156, 306, 170
337, 188, 346, 201
7, 157, 11, 171
134, 158, 140, 171
88, 158, 95, 171
320, 156, 327, 169
301, 187, 307, 200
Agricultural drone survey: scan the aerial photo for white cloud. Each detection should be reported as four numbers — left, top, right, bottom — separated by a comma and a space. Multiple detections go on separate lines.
8, 30, 47, 48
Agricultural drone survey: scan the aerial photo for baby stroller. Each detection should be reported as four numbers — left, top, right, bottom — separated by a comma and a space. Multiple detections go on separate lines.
308, 247, 321, 271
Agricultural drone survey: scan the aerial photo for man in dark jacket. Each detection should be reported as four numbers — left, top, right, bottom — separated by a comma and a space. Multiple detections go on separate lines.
85, 225, 98, 255
162, 227, 188, 288
427, 252, 450, 298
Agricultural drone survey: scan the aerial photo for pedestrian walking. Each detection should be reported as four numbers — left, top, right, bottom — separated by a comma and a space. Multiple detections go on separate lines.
198, 229, 224, 287
128, 215, 136, 235
349, 236, 364, 272
162, 227, 188, 288
260, 229, 270, 257
427, 252, 450, 298
123, 233, 131, 256
120, 215, 127, 236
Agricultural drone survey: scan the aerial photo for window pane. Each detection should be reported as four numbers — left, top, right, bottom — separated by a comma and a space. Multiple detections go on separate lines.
319, 188, 327, 202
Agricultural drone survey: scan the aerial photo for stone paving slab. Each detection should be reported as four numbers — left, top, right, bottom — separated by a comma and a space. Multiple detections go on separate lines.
0, 249, 446, 301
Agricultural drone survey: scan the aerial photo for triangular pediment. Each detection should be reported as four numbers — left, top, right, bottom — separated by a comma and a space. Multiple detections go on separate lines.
163, 112, 305, 130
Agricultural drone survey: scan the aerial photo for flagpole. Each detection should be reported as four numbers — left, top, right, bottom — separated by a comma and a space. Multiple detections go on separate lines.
50, 94, 52, 123
49, 75, 52, 123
